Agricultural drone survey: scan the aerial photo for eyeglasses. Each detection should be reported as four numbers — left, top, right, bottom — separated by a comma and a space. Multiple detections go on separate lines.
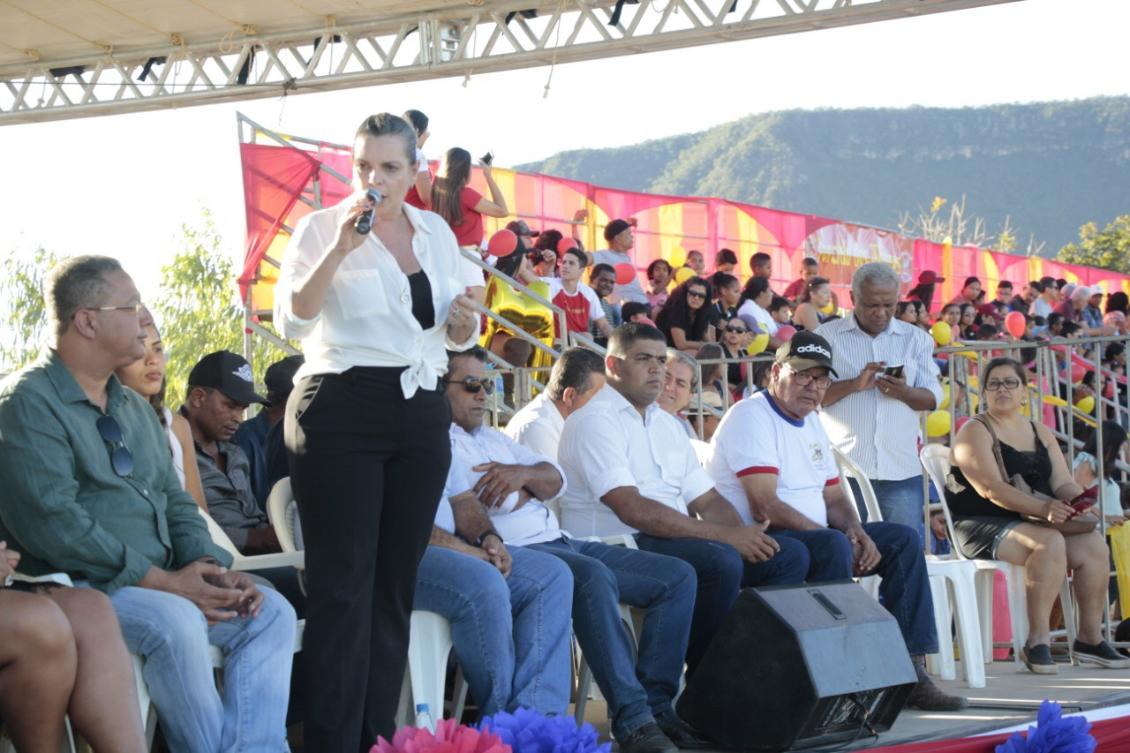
984, 377, 1022, 392
724, 325, 748, 334
96, 415, 134, 477
87, 301, 145, 314
443, 376, 495, 394
786, 367, 833, 389
687, 290, 707, 300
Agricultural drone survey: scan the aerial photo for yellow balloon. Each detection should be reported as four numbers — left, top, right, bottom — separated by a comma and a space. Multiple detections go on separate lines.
939, 383, 951, 410
1075, 395, 1096, 414
674, 267, 695, 285
745, 333, 770, 356
667, 249, 686, 269
1042, 394, 1069, 408
931, 321, 952, 347
926, 409, 952, 438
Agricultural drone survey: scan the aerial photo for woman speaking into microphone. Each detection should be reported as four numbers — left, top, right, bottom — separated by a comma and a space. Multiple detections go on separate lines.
275, 113, 479, 752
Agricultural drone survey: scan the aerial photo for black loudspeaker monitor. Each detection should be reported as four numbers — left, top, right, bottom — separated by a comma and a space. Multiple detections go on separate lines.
676, 582, 916, 750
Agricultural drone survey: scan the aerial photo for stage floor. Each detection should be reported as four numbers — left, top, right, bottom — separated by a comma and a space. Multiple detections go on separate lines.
578, 660, 1130, 751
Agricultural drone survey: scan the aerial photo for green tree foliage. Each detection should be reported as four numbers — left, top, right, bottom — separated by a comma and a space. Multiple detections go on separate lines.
153, 211, 289, 408
0, 247, 58, 372
1057, 215, 1130, 275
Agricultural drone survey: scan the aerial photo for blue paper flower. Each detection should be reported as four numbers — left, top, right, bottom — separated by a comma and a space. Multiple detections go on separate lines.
995, 700, 1096, 753
479, 708, 611, 753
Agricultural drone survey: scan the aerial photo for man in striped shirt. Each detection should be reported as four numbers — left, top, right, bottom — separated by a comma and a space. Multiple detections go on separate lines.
815, 262, 943, 544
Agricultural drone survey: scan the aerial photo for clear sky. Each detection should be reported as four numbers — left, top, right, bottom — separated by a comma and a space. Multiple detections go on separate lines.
0, 0, 1126, 300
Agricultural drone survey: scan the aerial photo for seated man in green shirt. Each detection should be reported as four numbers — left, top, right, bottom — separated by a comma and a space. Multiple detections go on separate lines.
0, 255, 297, 752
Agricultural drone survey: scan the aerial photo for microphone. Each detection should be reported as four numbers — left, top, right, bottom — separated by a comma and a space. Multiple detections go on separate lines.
355, 188, 383, 234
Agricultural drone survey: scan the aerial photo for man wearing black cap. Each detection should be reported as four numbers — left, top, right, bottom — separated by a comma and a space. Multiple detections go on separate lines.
183, 351, 280, 555
706, 331, 966, 712
592, 218, 648, 306
232, 354, 304, 507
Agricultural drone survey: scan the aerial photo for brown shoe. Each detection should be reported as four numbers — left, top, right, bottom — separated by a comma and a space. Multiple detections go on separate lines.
906, 654, 967, 711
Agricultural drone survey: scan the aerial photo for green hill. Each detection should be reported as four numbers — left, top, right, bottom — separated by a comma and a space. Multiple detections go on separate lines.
518, 97, 1130, 253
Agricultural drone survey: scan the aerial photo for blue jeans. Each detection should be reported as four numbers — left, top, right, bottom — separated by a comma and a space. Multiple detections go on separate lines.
527, 537, 695, 741
634, 534, 809, 673
772, 523, 939, 655
412, 545, 573, 716
109, 586, 296, 753
849, 475, 927, 546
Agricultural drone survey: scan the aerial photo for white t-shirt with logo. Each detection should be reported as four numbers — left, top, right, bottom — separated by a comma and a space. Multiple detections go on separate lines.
706, 391, 840, 527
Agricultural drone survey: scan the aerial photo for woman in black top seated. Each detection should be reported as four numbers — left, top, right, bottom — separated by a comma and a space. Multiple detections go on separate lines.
947, 357, 1126, 674
655, 276, 715, 354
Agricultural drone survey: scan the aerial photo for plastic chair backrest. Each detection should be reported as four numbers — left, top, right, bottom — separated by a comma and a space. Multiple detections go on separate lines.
919, 445, 964, 560
266, 477, 297, 553
831, 447, 883, 523
197, 506, 241, 559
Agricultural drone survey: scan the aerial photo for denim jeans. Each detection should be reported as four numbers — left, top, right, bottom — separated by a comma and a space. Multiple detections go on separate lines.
527, 537, 695, 741
412, 545, 573, 716
849, 475, 927, 546
634, 534, 809, 673
772, 522, 939, 655
109, 585, 296, 753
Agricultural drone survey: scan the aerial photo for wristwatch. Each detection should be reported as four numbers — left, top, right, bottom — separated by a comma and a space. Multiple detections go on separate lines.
473, 528, 502, 548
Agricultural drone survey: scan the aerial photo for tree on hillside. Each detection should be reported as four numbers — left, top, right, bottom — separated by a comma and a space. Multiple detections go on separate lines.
897, 196, 1045, 256
1057, 214, 1130, 275
0, 247, 58, 372
153, 210, 291, 408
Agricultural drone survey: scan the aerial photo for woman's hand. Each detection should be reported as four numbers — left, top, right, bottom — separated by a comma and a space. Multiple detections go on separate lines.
446, 288, 479, 343
481, 162, 494, 179
1044, 499, 1076, 524
330, 190, 380, 258
1106, 515, 1126, 528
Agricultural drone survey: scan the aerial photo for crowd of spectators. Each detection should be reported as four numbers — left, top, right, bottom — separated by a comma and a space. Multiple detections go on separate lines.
3, 111, 1130, 753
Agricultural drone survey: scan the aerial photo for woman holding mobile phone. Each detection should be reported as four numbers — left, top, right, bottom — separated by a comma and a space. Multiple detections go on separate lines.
947, 357, 1124, 674
275, 113, 480, 751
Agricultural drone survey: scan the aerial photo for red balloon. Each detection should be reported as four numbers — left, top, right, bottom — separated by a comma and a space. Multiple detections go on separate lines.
487, 229, 517, 257
614, 263, 636, 286
557, 236, 577, 255
955, 416, 971, 433
1004, 311, 1026, 339
776, 325, 797, 342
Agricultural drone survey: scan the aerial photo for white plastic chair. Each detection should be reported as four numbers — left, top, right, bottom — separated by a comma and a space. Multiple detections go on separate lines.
835, 447, 985, 688
920, 444, 1075, 670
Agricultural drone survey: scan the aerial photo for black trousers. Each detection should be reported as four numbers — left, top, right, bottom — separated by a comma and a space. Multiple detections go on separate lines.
286, 367, 451, 753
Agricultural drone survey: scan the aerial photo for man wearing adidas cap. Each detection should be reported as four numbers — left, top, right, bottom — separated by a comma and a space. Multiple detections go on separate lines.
705, 331, 967, 712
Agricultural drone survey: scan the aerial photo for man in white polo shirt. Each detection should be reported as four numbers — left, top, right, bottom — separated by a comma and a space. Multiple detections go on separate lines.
444, 347, 699, 753
706, 331, 965, 712
505, 347, 606, 459
558, 323, 808, 676
815, 262, 942, 543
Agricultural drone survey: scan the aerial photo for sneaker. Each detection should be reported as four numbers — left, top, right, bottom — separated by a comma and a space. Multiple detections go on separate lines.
1073, 639, 1130, 669
905, 675, 968, 711
618, 722, 678, 753
1022, 643, 1058, 674
654, 711, 714, 750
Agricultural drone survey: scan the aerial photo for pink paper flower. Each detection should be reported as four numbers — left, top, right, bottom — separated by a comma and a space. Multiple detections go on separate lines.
372, 719, 512, 753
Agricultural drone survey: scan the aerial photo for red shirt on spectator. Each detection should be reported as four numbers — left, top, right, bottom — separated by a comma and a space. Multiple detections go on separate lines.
782, 277, 806, 301
448, 186, 485, 247
544, 278, 606, 337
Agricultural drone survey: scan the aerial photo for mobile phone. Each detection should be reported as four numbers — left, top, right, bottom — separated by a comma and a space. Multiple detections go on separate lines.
479, 151, 494, 166
1067, 486, 1098, 513
884, 365, 905, 379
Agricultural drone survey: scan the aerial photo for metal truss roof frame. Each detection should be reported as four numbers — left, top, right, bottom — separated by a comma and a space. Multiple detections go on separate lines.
1, 0, 1021, 124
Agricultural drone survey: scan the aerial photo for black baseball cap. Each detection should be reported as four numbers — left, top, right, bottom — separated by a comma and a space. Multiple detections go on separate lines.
187, 351, 267, 406
264, 355, 305, 403
774, 331, 838, 377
